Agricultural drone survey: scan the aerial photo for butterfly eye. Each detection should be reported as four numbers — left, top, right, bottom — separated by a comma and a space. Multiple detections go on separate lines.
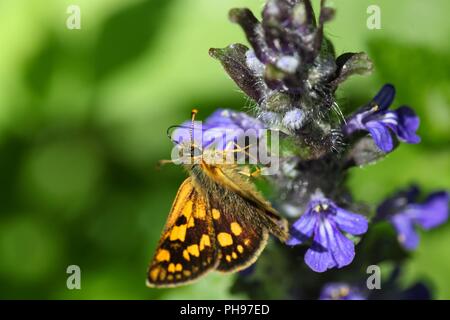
191, 146, 202, 158
176, 144, 202, 163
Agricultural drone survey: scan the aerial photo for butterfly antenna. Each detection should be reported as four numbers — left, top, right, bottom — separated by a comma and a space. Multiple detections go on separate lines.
166, 125, 179, 143
190, 109, 198, 155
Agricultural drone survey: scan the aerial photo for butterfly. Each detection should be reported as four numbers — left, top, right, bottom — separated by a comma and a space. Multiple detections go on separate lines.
146, 110, 288, 288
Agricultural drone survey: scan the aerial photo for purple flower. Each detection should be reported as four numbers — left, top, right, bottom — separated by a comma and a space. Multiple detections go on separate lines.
287, 194, 368, 272
319, 283, 366, 300
172, 109, 264, 150
344, 84, 420, 152
377, 187, 449, 250
210, 1, 371, 106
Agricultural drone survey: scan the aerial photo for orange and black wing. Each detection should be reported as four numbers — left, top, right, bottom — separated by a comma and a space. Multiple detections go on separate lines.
147, 178, 218, 287
209, 200, 270, 273
204, 164, 288, 241
193, 163, 288, 273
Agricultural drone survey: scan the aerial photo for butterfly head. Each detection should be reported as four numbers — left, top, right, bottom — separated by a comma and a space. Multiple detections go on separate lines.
167, 109, 204, 164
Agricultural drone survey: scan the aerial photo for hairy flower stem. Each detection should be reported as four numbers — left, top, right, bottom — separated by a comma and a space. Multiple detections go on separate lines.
204, 0, 443, 299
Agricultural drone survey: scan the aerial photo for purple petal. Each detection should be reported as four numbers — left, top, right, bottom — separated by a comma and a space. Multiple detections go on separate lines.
334, 208, 368, 235
376, 185, 421, 219
378, 110, 399, 128
372, 84, 396, 111
313, 217, 331, 249
411, 191, 449, 230
205, 109, 264, 131
287, 210, 318, 246
344, 84, 395, 136
304, 244, 336, 273
172, 122, 204, 147
390, 213, 419, 250
326, 222, 356, 268
393, 106, 421, 144
306, 219, 355, 271
343, 113, 366, 135
365, 120, 394, 152
286, 236, 303, 246
174, 109, 265, 150
304, 220, 337, 272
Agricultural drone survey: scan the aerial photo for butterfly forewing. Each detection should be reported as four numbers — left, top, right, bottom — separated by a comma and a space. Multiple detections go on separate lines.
147, 178, 218, 287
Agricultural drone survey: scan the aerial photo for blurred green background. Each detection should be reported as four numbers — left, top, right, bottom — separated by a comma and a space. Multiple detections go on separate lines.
0, 0, 448, 299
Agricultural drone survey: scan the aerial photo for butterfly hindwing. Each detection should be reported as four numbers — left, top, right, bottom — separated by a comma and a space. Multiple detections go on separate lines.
212, 202, 269, 272
191, 163, 287, 273
147, 178, 218, 287
209, 189, 269, 273
205, 164, 289, 241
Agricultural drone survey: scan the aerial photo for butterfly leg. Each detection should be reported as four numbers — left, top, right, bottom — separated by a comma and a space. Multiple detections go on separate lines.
238, 166, 261, 178
156, 159, 177, 169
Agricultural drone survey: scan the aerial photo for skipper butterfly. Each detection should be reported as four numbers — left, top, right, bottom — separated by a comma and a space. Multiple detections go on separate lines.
147, 110, 288, 287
